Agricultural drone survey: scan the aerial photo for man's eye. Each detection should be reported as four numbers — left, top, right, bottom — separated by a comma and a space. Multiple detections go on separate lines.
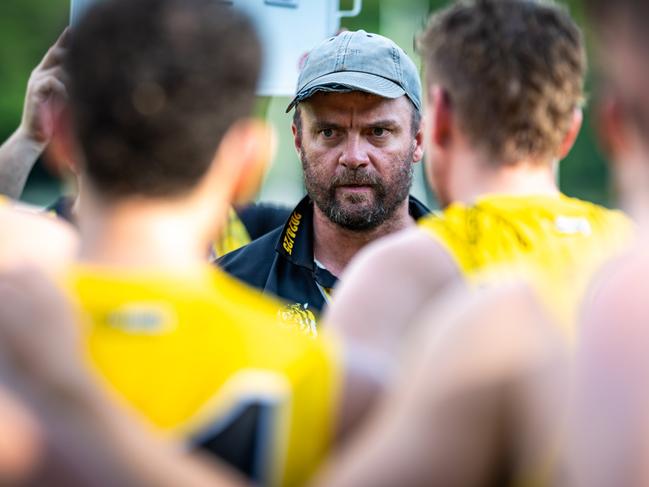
371, 127, 387, 137
321, 128, 335, 138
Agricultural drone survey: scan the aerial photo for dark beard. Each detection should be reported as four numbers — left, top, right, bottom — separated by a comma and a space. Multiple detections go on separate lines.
301, 150, 414, 232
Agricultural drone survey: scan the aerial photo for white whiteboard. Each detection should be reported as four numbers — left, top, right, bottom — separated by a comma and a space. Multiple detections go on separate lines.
69, 0, 362, 96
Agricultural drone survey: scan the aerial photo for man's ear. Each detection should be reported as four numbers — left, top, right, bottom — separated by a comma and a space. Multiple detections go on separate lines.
597, 96, 633, 162
429, 85, 453, 150
44, 105, 81, 177
212, 118, 275, 206
412, 111, 425, 163
291, 110, 302, 155
558, 108, 583, 159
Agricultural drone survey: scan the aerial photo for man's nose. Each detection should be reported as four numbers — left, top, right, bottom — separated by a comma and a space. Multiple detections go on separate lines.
339, 134, 370, 169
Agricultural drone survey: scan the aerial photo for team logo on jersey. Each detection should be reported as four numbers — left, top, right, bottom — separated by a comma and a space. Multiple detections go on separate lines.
105, 303, 176, 333
554, 216, 592, 236
282, 211, 302, 255
277, 302, 317, 337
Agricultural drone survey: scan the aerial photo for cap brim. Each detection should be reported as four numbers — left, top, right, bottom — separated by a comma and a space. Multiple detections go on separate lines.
285, 71, 406, 112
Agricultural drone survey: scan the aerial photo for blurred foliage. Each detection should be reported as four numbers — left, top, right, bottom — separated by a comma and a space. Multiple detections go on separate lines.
0, 0, 614, 207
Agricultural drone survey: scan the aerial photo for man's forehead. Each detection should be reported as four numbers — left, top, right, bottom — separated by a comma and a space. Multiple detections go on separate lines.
299, 91, 411, 118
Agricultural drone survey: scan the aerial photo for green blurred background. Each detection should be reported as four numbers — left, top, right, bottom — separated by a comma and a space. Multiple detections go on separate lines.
0, 0, 612, 209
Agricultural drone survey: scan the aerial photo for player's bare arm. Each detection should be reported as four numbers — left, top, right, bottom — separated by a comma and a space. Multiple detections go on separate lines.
325, 226, 463, 358
317, 282, 567, 487
571, 245, 649, 487
0, 203, 77, 273
0, 29, 69, 199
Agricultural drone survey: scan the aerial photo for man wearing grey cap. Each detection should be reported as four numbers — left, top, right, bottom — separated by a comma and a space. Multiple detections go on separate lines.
218, 30, 431, 333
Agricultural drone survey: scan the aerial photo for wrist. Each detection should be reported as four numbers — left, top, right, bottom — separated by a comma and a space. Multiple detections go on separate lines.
14, 124, 48, 152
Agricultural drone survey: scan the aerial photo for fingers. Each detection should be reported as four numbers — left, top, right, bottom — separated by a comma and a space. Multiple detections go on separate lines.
22, 66, 69, 143
31, 73, 68, 103
57, 26, 71, 48
38, 45, 66, 72
39, 65, 69, 86
29, 53, 70, 104
38, 28, 70, 71
20, 31, 71, 144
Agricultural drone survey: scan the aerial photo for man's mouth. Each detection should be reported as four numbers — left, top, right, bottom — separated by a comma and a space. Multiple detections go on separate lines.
336, 184, 373, 193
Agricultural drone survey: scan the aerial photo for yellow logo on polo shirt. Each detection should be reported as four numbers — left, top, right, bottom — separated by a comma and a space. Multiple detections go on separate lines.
282, 211, 302, 255
278, 302, 317, 337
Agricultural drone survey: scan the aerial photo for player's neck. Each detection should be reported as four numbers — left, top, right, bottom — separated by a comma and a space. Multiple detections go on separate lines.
451, 155, 560, 205
312, 199, 414, 277
77, 192, 225, 272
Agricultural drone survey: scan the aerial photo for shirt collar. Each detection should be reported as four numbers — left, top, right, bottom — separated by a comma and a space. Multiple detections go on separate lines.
407, 195, 432, 221
275, 195, 315, 270
275, 194, 432, 271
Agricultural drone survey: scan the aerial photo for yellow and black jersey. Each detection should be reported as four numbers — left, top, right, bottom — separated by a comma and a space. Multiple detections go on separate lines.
65, 264, 341, 487
419, 193, 633, 336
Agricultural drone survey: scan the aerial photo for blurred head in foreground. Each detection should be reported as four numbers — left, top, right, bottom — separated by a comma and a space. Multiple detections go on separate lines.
55, 0, 270, 241
585, 0, 649, 218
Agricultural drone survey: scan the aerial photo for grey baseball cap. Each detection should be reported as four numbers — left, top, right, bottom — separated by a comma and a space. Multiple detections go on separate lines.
286, 30, 422, 113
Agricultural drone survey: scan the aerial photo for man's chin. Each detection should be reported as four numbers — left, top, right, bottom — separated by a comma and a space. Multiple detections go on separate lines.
335, 185, 378, 202
328, 206, 384, 231
334, 200, 376, 217
336, 191, 375, 206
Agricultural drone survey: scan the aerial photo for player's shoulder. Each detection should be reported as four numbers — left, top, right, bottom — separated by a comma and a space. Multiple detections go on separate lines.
66, 262, 278, 316
559, 193, 627, 218
577, 242, 649, 371
0, 200, 78, 273
584, 241, 649, 317
345, 226, 460, 287
417, 203, 474, 243
66, 262, 337, 362
556, 195, 634, 246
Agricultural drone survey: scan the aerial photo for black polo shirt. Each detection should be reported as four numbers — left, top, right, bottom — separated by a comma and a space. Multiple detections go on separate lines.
217, 195, 431, 330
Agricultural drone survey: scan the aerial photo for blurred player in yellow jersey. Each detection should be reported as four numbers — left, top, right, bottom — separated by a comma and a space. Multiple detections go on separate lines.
35, 0, 379, 485
327, 0, 632, 354
0, 266, 567, 487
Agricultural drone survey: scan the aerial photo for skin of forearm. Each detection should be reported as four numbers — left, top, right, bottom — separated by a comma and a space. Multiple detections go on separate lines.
37, 376, 247, 487
0, 127, 47, 199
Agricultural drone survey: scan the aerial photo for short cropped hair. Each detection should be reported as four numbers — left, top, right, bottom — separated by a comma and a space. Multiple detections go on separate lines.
418, 0, 585, 165
66, 0, 261, 200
